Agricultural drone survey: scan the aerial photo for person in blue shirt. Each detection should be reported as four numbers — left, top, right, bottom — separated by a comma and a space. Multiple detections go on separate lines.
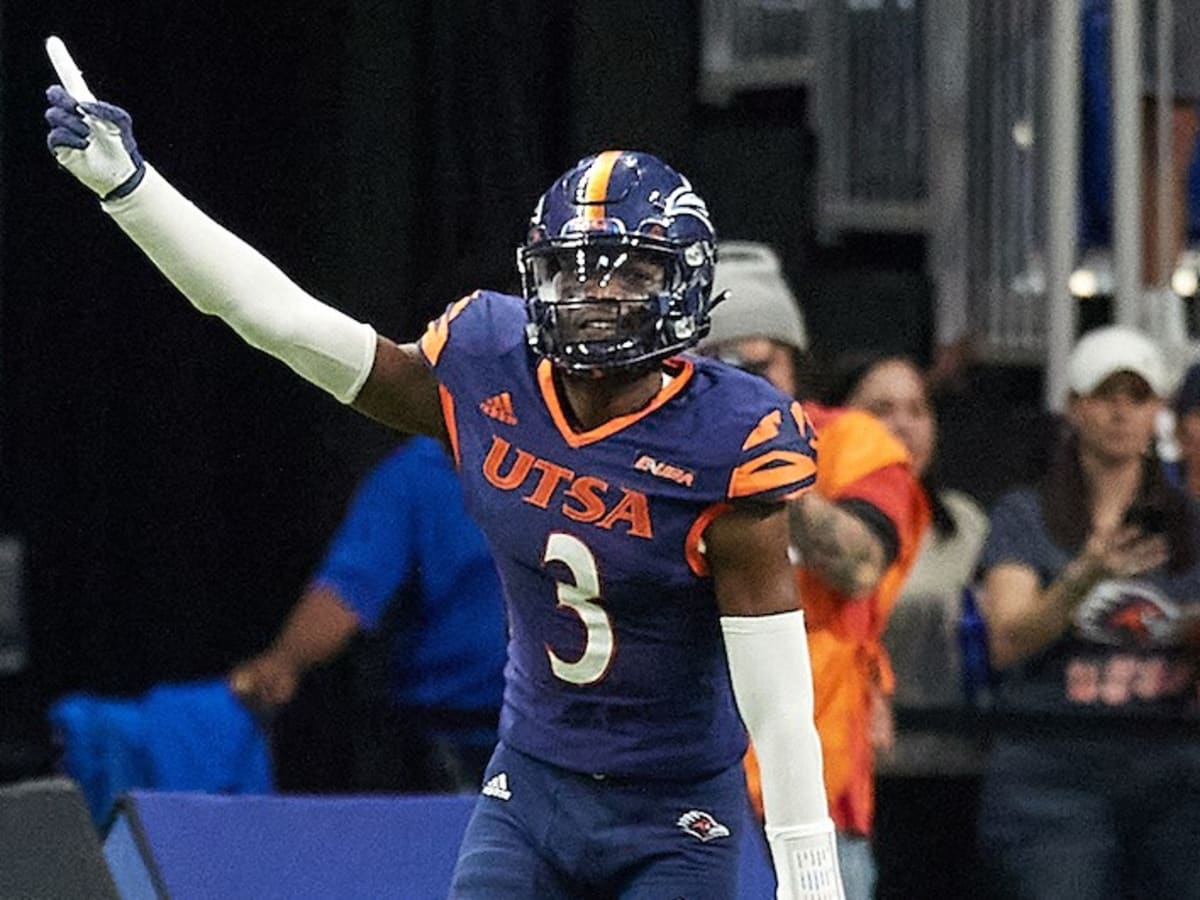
229, 436, 507, 793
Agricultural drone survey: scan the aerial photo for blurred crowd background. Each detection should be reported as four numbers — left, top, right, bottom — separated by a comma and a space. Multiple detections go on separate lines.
0, 0, 1193, 819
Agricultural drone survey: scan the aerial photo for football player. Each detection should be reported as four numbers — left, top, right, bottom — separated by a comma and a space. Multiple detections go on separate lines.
45, 40, 844, 899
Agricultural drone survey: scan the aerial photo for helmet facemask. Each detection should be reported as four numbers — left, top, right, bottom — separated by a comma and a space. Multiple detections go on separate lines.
521, 237, 710, 373
519, 151, 718, 373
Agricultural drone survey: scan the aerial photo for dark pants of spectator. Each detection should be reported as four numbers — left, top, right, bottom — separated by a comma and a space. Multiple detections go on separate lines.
979, 735, 1200, 900
873, 773, 985, 900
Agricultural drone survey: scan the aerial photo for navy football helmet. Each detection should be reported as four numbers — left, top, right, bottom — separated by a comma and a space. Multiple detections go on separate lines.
519, 150, 718, 372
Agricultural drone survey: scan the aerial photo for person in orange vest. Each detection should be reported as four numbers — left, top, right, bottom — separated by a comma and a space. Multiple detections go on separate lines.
697, 242, 931, 900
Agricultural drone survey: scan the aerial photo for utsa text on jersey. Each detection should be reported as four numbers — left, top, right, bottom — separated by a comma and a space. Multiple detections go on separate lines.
482, 435, 653, 539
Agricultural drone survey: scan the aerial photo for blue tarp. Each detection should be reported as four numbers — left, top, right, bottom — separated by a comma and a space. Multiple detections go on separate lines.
48, 679, 273, 827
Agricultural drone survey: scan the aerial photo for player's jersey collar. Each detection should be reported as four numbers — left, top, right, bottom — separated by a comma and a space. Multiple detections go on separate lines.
536, 357, 695, 448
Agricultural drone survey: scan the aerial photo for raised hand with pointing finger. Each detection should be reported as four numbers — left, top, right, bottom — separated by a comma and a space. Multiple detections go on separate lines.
44, 38, 144, 199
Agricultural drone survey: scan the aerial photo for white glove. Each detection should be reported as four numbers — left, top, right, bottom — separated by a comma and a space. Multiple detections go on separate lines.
43, 36, 144, 198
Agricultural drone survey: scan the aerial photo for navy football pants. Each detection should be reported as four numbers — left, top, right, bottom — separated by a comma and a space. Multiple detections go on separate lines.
450, 742, 751, 899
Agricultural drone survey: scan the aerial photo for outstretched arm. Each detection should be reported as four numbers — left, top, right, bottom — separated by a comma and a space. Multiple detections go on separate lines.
43, 38, 446, 438
706, 505, 845, 900
229, 583, 361, 712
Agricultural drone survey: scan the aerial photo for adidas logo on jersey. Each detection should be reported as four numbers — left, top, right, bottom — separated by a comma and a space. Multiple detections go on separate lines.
481, 772, 512, 801
480, 392, 517, 425
676, 810, 730, 842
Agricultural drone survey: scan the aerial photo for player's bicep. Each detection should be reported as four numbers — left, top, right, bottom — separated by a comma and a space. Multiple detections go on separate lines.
352, 337, 447, 441
705, 504, 800, 617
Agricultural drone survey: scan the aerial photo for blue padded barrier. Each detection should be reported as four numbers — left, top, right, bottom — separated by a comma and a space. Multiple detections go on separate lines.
104, 790, 778, 898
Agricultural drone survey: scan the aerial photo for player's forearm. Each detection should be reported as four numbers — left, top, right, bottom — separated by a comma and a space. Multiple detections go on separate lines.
722, 610, 827, 824
270, 583, 361, 670
789, 493, 885, 596
722, 611, 844, 898
101, 165, 377, 403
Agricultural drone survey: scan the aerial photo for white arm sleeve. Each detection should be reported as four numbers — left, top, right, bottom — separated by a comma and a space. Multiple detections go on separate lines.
101, 164, 378, 403
722, 609, 845, 900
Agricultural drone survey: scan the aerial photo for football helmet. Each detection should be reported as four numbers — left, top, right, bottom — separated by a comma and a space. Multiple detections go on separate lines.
519, 150, 718, 372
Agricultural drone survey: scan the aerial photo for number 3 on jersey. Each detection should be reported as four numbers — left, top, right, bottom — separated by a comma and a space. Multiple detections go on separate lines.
543, 532, 614, 685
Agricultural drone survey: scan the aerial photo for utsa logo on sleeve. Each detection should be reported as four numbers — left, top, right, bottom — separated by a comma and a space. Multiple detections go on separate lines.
419, 290, 815, 781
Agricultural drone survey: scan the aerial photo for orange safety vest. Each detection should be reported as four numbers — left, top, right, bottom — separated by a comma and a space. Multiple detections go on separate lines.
745, 404, 930, 835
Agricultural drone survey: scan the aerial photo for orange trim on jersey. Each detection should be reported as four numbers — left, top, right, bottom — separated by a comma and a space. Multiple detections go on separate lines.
741, 410, 783, 451
790, 401, 812, 436
582, 150, 623, 222
536, 357, 696, 448
438, 384, 461, 468
727, 450, 817, 499
685, 502, 733, 577
418, 292, 478, 367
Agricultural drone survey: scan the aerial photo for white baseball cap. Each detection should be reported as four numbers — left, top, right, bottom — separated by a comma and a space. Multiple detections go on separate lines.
700, 241, 808, 352
1066, 325, 1170, 397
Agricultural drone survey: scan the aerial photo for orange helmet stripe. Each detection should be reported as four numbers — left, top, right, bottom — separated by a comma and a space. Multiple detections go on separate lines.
581, 150, 623, 223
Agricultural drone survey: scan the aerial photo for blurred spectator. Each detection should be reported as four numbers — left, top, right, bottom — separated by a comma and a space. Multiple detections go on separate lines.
832, 354, 990, 900
1167, 361, 1200, 496
697, 241, 930, 899
977, 325, 1200, 899
230, 436, 506, 793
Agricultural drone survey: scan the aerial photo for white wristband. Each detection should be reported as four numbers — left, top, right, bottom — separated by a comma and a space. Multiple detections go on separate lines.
101, 164, 377, 403
767, 820, 845, 900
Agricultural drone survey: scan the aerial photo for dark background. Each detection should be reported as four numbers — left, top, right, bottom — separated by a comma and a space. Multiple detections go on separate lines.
0, 1, 961, 788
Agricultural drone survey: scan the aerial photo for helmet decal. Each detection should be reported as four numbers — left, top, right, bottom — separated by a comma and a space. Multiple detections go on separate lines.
660, 182, 715, 235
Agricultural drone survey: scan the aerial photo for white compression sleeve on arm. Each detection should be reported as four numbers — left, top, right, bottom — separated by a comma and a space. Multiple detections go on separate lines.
101, 164, 377, 403
722, 609, 845, 900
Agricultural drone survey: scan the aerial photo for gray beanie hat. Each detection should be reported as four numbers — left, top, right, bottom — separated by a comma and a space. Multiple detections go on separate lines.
699, 241, 808, 352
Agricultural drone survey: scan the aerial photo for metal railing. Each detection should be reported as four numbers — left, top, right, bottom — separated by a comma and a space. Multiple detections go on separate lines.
699, 0, 819, 105
700, 1, 1195, 408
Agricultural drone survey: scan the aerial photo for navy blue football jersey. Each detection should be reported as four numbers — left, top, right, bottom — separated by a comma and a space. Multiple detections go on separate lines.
419, 291, 816, 779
